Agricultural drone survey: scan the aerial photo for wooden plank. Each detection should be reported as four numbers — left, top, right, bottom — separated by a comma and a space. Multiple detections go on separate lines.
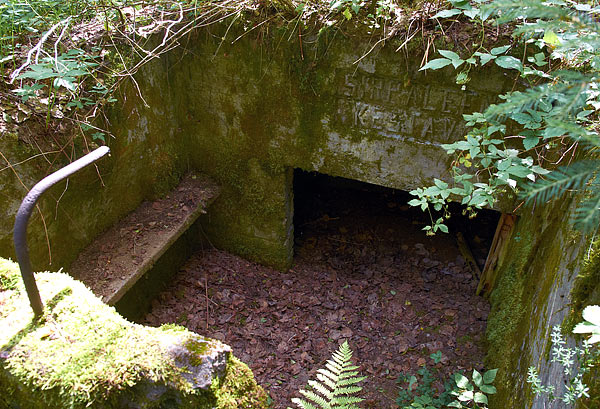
456, 231, 483, 280
477, 214, 517, 297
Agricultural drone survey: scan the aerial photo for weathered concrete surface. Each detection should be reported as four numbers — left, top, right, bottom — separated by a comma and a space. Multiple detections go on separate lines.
0, 19, 512, 271
0, 79, 185, 272
132, 21, 511, 269
485, 195, 597, 408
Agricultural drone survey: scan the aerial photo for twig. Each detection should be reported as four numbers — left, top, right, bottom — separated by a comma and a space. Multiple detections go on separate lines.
0, 150, 61, 173
205, 275, 210, 331
10, 19, 68, 83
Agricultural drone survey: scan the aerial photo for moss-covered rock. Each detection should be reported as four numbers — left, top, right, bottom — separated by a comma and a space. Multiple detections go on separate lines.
0, 258, 268, 409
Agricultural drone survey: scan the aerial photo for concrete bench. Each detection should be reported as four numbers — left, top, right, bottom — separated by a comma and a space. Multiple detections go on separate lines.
70, 173, 220, 320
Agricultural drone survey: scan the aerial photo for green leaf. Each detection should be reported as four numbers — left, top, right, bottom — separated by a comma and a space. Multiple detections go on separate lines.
475, 52, 495, 65
434, 179, 448, 189
523, 135, 539, 151
331, 0, 344, 10
490, 45, 510, 55
458, 390, 474, 401
420, 58, 452, 71
543, 30, 561, 46
480, 384, 497, 394
463, 8, 480, 18
91, 132, 106, 143
544, 127, 565, 139
439, 49, 461, 61
342, 8, 352, 20
483, 369, 498, 384
54, 77, 76, 91
18, 64, 58, 80
431, 9, 462, 18
474, 392, 488, 405
495, 56, 523, 72
473, 370, 483, 387
455, 373, 470, 388
439, 50, 464, 68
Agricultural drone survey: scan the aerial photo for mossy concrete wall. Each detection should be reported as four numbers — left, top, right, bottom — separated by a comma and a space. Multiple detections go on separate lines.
0, 19, 511, 271
485, 195, 598, 408
0, 78, 185, 271
109, 20, 512, 269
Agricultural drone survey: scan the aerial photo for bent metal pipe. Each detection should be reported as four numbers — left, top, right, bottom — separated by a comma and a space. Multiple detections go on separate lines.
13, 146, 110, 317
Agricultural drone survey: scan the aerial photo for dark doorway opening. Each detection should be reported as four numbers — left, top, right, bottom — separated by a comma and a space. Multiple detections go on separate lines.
293, 169, 501, 270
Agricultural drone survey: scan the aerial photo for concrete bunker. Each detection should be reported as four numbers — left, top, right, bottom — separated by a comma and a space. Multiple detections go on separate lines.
2, 13, 594, 408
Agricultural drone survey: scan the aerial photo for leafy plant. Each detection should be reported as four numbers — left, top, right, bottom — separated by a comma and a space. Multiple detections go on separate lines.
396, 351, 497, 408
410, 0, 600, 234
330, 0, 365, 20
447, 369, 497, 409
396, 365, 455, 408
527, 316, 600, 407
287, 341, 366, 409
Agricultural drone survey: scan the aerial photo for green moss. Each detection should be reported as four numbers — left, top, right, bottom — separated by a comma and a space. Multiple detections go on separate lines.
0, 258, 267, 409
0, 259, 189, 407
185, 339, 209, 367
212, 356, 269, 409
0, 258, 20, 291
485, 197, 581, 407
564, 236, 600, 332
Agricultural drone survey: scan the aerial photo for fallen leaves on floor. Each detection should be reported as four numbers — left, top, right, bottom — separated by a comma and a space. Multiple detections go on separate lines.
144, 209, 489, 409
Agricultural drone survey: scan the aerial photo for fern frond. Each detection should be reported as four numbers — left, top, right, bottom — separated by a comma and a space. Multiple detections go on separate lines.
331, 395, 364, 406
522, 160, 598, 204
299, 389, 331, 408
307, 379, 333, 399
325, 361, 343, 374
288, 341, 366, 409
573, 182, 600, 233
333, 386, 363, 395
338, 370, 360, 379
316, 373, 337, 389
290, 397, 320, 409
338, 376, 367, 385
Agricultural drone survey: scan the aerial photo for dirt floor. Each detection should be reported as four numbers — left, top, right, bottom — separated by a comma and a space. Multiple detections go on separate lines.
144, 178, 493, 409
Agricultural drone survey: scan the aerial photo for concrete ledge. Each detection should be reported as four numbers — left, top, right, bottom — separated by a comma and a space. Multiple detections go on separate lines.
70, 173, 219, 312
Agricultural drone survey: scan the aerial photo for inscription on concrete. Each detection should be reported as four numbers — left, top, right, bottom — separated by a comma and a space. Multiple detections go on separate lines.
336, 70, 492, 145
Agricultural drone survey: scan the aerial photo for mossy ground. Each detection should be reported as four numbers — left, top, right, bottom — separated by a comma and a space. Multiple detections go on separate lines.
0, 258, 268, 409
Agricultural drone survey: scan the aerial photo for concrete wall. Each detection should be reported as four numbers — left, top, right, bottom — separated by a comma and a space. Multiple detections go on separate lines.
133, 22, 511, 269
485, 194, 598, 408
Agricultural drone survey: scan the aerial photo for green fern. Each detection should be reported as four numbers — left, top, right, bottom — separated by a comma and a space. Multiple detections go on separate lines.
287, 341, 366, 409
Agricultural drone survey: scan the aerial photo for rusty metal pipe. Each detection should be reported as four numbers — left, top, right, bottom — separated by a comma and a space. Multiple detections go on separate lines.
13, 146, 110, 316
